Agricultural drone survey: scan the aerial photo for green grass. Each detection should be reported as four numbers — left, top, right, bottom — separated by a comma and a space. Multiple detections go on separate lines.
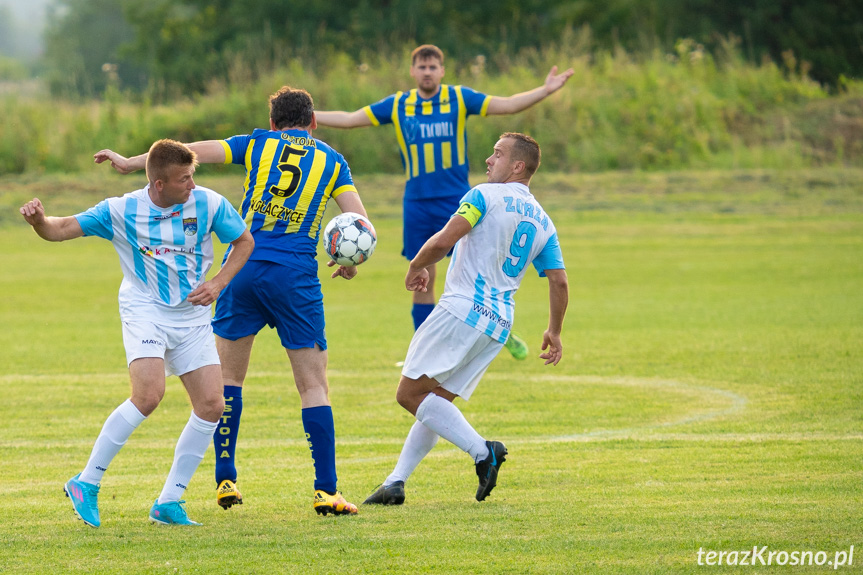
1, 168, 862, 573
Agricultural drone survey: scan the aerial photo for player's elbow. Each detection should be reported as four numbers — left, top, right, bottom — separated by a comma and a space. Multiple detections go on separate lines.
546, 269, 568, 290
233, 232, 255, 257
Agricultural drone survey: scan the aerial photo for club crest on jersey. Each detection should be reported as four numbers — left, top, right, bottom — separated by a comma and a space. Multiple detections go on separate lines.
183, 217, 198, 236
403, 117, 419, 144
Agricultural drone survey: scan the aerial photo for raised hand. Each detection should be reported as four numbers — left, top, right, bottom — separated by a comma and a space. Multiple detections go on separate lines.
94, 149, 136, 174
19, 198, 46, 226
545, 65, 575, 95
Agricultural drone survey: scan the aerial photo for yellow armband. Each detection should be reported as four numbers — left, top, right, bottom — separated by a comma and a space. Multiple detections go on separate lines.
218, 140, 233, 164
455, 202, 482, 228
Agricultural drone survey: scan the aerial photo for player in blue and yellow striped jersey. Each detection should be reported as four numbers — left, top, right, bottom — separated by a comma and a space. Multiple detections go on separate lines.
95, 87, 367, 516
316, 45, 573, 359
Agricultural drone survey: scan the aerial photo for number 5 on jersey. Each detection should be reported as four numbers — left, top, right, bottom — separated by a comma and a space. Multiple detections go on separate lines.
268, 145, 308, 198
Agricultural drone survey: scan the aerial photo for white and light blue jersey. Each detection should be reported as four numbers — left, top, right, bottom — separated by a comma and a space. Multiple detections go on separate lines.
75, 186, 247, 326
437, 182, 564, 343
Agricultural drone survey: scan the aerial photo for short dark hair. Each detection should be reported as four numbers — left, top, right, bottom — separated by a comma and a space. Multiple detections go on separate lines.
146, 139, 197, 183
269, 86, 314, 130
501, 132, 541, 177
411, 44, 444, 65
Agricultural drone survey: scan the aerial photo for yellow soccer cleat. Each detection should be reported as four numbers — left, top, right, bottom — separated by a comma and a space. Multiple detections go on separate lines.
313, 490, 358, 516
217, 479, 243, 510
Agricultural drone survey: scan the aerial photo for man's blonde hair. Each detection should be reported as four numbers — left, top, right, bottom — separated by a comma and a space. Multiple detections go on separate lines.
146, 139, 198, 183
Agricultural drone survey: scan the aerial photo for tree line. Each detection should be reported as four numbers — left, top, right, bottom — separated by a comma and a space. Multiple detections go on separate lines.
41, 0, 862, 99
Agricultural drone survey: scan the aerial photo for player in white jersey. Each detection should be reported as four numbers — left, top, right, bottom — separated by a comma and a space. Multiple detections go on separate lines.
19, 139, 254, 527
364, 133, 569, 505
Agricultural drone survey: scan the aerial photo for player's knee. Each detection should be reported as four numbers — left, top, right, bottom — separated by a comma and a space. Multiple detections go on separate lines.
395, 386, 418, 414
197, 394, 225, 422
131, 391, 163, 416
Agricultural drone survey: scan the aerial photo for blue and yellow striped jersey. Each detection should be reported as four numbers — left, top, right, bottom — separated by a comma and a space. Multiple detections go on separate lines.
363, 85, 491, 200
220, 128, 357, 270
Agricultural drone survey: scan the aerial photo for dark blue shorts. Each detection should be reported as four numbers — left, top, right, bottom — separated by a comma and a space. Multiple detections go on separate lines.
402, 193, 463, 260
212, 259, 326, 350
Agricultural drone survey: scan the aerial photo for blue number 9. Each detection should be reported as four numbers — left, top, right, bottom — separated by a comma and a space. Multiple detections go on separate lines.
503, 221, 537, 277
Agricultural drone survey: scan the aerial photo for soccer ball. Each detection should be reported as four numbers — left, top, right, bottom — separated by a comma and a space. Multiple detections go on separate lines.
323, 212, 377, 266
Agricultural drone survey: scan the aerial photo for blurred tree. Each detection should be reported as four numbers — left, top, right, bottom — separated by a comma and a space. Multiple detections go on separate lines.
649, 0, 863, 85
43, 0, 143, 97
40, 0, 863, 97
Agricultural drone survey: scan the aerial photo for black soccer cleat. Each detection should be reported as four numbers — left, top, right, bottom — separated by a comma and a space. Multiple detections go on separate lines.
363, 481, 406, 505
475, 440, 507, 501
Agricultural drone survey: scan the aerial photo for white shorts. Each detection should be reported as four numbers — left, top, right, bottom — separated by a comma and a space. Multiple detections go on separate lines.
121, 321, 220, 377
401, 307, 504, 401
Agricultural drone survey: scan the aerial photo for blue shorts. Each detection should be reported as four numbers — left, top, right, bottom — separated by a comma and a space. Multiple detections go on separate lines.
402, 193, 463, 260
212, 259, 326, 350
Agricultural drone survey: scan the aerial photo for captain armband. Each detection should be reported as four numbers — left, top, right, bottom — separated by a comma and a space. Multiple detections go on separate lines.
455, 202, 482, 228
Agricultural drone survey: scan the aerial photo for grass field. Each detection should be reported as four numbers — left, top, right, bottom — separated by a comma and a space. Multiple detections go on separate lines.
1, 168, 861, 574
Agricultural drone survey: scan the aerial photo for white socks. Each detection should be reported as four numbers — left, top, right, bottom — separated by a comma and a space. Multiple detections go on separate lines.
414, 394, 489, 464
80, 399, 146, 485
77, 401, 217, 504
158, 412, 218, 504
385, 420, 439, 485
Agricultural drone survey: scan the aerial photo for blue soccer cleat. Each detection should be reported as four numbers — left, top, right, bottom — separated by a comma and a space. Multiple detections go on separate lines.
149, 499, 202, 526
64, 473, 101, 528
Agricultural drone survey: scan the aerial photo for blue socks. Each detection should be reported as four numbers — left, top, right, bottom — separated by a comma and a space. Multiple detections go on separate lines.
412, 303, 435, 330
302, 405, 337, 494
213, 390, 339, 494
214, 385, 243, 484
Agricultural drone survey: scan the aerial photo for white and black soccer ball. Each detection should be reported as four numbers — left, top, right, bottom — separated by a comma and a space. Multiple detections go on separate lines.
323, 212, 377, 266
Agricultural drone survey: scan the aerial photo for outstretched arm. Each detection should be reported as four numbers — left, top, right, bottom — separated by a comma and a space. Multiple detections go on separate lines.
19, 198, 84, 242
405, 214, 472, 292
539, 268, 568, 366
486, 65, 575, 116
314, 110, 374, 129
94, 140, 227, 174
93, 149, 146, 174
186, 229, 254, 306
